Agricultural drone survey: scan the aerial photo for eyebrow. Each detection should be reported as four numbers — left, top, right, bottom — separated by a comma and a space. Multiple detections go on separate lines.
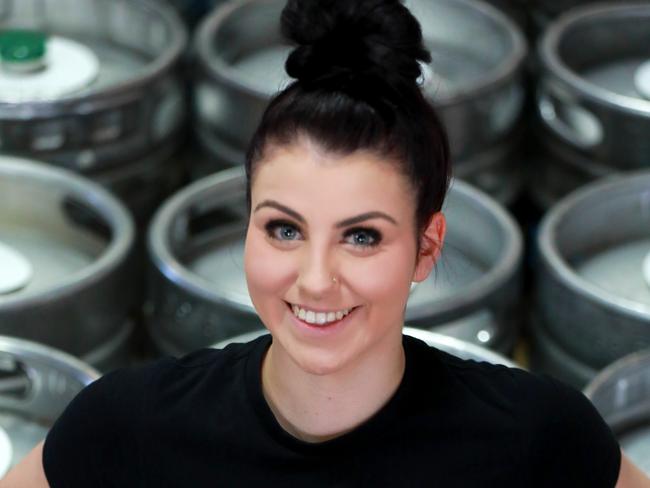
253, 200, 398, 227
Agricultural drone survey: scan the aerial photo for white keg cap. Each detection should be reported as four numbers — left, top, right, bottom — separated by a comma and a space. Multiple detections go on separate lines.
0, 241, 33, 295
634, 60, 650, 100
0, 35, 99, 102
0, 425, 13, 478
643, 250, 650, 290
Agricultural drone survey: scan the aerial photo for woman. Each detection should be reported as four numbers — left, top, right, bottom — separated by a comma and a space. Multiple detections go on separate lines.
4, 0, 649, 486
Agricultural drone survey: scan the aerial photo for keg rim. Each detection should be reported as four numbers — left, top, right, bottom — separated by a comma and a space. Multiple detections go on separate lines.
194, 0, 527, 105
0, 156, 135, 309
211, 326, 517, 367
0, 334, 100, 387
0, 0, 187, 111
149, 165, 250, 310
583, 348, 650, 399
538, 170, 650, 321
150, 170, 523, 324
405, 178, 523, 321
539, 2, 650, 116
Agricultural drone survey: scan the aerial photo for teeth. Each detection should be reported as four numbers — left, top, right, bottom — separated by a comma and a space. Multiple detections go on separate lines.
290, 303, 354, 325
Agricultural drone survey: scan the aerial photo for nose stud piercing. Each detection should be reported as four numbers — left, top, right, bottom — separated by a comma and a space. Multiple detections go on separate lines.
332, 276, 338, 284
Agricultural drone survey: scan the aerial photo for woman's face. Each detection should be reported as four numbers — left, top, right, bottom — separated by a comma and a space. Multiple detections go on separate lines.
244, 139, 444, 375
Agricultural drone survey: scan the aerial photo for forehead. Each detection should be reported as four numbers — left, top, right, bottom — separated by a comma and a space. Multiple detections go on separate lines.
251, 142, 414, 217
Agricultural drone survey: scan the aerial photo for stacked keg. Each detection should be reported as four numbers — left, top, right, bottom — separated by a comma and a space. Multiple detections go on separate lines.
0, 336, 98, 477
532, 171, 650, 387
585, 350, 650, 476
163, 0, 225, 28
0, 0, 188, 223
526, 3, 650, 389
532, 3, 650, 208
0, 158, 136, 372
146, 167, 523, 357
192, 0, 527, 206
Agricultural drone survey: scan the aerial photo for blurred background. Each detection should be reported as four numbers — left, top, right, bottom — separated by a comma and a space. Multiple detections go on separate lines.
0, 0, 649, 476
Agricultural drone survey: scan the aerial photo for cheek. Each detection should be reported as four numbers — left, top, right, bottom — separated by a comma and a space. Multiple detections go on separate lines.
347, 247, 415, 307
243, 230, 293, 306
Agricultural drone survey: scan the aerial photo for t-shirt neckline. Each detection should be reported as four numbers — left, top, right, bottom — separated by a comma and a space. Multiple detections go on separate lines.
244, 334, 424, 453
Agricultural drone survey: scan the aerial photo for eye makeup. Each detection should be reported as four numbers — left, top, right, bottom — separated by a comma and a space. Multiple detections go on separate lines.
263, 219, 382, 248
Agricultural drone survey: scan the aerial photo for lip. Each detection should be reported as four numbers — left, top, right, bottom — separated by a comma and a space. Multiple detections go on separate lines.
285, 301, 356, 314
285, 301, 360, 335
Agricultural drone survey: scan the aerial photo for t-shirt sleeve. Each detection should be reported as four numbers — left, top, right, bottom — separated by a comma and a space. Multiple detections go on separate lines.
522, 374, 621, 488
42, 366, 149, 488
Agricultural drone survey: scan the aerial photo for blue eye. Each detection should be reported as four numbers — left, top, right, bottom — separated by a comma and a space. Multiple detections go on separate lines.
264, 220, 382, 248
344, 228, 381, 248
265, 220, 302, 241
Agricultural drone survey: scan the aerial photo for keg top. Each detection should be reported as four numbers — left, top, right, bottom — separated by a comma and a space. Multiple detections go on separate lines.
0, 427, 11, 478
0, 156, 134, 308
636, 60, 650, 100
0, 241, 33, 295
538, 170, 650, 320
0, 0, 187, 106
0, 34, 100, 102
0, 30, 46, 64
0, 335, 99, 476
540, 3, 650, 114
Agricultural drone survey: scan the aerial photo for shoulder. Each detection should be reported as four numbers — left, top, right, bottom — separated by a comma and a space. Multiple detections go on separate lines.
406, 337, 621, 487
42, 337, 267, 487
47, 336, 264, 427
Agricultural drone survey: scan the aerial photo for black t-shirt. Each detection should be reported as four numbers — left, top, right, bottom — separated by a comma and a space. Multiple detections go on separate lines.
43, 335, 621, 487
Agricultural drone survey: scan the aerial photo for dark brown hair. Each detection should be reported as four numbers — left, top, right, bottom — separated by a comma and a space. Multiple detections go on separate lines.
245, 0, 451, 253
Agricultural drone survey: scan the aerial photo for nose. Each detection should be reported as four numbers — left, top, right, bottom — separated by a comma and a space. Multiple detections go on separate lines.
296, 245, 338, 298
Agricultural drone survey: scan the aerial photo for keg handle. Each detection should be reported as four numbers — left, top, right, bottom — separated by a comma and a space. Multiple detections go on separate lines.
537, 90, 603, 150
0, 351, 91, 421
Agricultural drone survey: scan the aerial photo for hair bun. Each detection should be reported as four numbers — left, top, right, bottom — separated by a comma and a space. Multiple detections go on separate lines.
282, 0, 431, 88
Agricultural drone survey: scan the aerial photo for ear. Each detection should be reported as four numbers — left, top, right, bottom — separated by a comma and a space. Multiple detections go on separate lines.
412, 212, 446, 283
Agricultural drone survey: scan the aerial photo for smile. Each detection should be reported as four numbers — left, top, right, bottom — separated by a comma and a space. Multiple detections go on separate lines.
285, 302, 359, 326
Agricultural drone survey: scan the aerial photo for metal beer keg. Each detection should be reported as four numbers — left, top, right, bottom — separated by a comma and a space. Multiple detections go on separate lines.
584, 350, 650, 476
0, 157, 136, 370
0, 336, 99, 477
534, 3, 650, 207
534, 171, 650, 382
213, 327, 518, 367
193, 0, 526, 204
0, 0, 188, 221
147, 167, 522, 357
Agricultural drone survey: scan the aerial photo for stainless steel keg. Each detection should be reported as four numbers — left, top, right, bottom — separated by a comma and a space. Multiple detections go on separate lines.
147, 167, 522, 357
163, 0, 225, 27
0, 157, 136, 367
0, 0, 188, 220
529, 315, 597, 389
535, 171, 650, 375
534, 3, 650, 206
213, 327, 518, 367
0, 336, 99, 477
192, 0, 527, 204
584, 350, 650, 476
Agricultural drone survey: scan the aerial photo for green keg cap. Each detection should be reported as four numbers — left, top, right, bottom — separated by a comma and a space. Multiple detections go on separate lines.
0, 30, 47, 64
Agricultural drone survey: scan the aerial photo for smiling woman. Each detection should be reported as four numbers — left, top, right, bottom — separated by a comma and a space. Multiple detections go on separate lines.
4, 0, 650, 487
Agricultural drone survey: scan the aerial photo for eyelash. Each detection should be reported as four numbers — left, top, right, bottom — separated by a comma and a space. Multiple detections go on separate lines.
264, 219, 382, 248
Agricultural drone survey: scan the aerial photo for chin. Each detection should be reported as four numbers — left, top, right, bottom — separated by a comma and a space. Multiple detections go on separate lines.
274, 334, 352, 376
292, 351, 350, 376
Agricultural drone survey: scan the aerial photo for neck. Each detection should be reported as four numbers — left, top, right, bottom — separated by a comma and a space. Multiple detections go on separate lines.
261, 332, 405, 443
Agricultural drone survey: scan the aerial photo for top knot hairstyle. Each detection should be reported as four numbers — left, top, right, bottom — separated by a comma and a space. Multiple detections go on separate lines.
245, 0, 451, 253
